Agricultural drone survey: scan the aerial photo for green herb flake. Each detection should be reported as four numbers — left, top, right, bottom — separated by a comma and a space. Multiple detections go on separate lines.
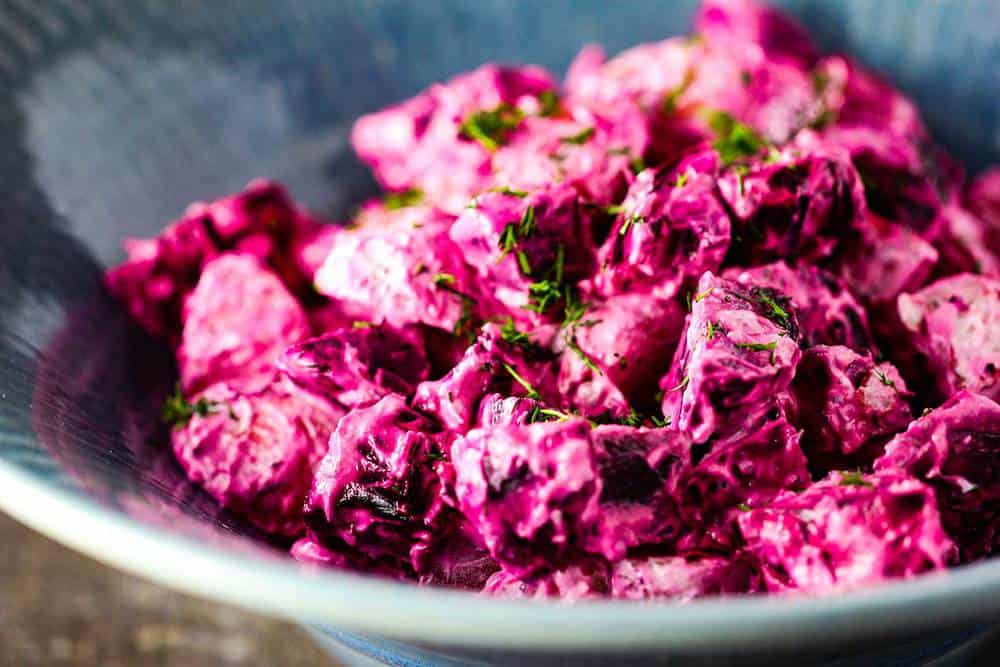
619, 409, 644, 428
459, 104, 524, 152
500, 316, 533, 349
874, 369, 896, 388
670, 375, 691, 392
352, 320, 374, 329
565, 334, 602, 374
740, 70, 753, 87
618, 213, 644, 237
427, 448, 448, 463
705, 321, 718, 340
838, 470, 873, 488
432, 273, 457, 286
518, 204, 537, 239
733, 163, 750, 196
629, 155, 646, 175
383, 188, 424, 210
516, 250, 533, 275
525, 279, 563, 314
489, 186, 529, 198
662, 69, 695, 115
705, 110, 766, 166
561, 126, 595, 145
735, 340, 778, 353
501, 361, 540, 400
538, 90, 561, 117
562, 288, 591, 328
737, 503, 752, 512
810, 69, 830, 95
694, 287, 713, 303
162, 385, 219, 429
650, 414, 671, 428
604, 204, 624, 216
675, 172, 689, 189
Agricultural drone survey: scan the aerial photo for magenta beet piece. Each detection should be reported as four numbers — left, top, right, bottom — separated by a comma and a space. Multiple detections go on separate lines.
451, 419, 602, 577
476, 393, 542, 429
738, 472, 956, 594
933, 204, 1000, 278
789, 345, 912, 470
875, 391, 1000, 559
724, 261, 874, 354
104, 180, 321, 344
491, 102, 648, 207
278, 324, 429, 409
170, 377, 344, 537
314, 203, 481, 334
449, 184, 597, 324
178, 254, 309, 395
304, 394, 453, 574
412, 323, 559, 433
966, 168, 1000, 239
592, 150, 730, 299
839, 214, 939, 307
483, 559, 610, 600
611, 554, 760, 600
717, 134, 866, 266
695, 0, 819, 69
677, 408, 809, 549
660, 272, 801, 443
897, 274, 1000, 402
820, 125, 952, 237
587, 425, 690, 560
351, 64, 557, 213
558, 288, 685, 416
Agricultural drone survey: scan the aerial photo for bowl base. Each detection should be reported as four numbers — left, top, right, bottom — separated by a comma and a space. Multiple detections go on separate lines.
306, 624, 995, 667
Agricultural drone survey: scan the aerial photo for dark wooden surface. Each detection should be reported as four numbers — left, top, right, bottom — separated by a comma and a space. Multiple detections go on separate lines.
5, 509, 1000, 666
0, 513, 339, 666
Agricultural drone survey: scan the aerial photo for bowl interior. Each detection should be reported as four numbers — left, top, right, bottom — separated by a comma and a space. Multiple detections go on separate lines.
0, 0, 998, 649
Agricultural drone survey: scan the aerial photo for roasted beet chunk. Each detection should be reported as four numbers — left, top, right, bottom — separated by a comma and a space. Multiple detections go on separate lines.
449, 184, 597, 324
789, 345, 912, 472
557, 288, 685, 417
611, 554, 760, 600
304, 394, 453, 574
104, 180, 324, 344
718, 134, 866, 266
897, 274, 1000, 402
451, 420, 602, 577
587, 425, 690, 560
314, 203, 483, 334
170, 377, 344, 537
676, 409, 809, 549
490, 100, 648, 207
660, 272, 801, 443
483, 559, 610, 600
592, 150, 730, 298
738, 472, 955, 594
839, 213, 939, 309
351, 64, 557, 213
476, 393, 542, 429
412, 323, 558, 433
178, 254, 310, 395
875, 391, 1000, 560
965, 168, 1000, 261
724, 261, 874, 354
278, 324, 429, 409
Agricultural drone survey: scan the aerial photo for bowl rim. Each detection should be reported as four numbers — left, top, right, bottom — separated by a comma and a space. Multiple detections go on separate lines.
2, 456, 1000, 651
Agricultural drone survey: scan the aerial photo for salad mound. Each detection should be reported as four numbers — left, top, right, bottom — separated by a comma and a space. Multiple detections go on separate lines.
106, 0, 1000, 600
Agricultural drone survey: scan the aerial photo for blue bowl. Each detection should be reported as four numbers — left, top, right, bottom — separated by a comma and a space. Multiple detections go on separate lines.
1, 2, 998, 665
